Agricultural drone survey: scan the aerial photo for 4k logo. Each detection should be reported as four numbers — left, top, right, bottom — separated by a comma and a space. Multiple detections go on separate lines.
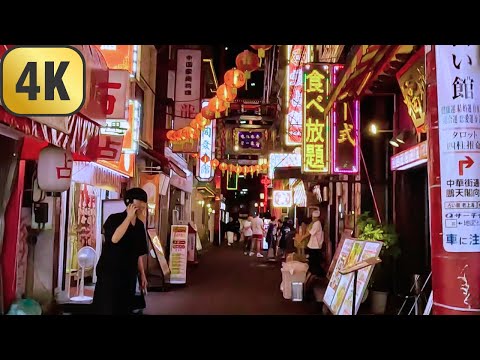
0, 46, 86, 116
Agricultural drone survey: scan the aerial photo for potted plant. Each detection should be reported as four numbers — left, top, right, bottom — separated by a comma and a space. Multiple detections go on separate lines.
356, 212, 400, 314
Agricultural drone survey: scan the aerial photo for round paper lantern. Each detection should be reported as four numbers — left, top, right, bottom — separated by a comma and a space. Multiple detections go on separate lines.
242, 165, 249, 176
194, 112, 209, 128
217, 84, 237, 104
184, 126, 195, 140
249, 165, 255, 176
191, 153, 199, 158
201, 106, 217, 120
219, 162, 228, 175
235, 165, 242, 174
235, 50, 260, 80
190, 118, 202, 131
261, 163, 269, 172
37, 145, 73, 192
211, 158, 220, 169
250, 45, 273, 60
208, 97, 226, 118
255, 164, 261, 175
201, 154, 210, 164
224, 68, 246, 92
228, 164, 236, 173
166, 130, 175, 141
192, 128, 201, 140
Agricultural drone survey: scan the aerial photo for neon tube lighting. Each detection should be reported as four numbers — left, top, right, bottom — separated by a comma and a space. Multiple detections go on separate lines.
333, 99, 360, 174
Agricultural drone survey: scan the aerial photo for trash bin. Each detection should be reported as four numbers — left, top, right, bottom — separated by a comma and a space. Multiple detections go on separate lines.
280, 261, 309, 299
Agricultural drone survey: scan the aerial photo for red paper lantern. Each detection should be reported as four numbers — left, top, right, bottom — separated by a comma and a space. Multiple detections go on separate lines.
166, 130, 175, 141
194, 112, 209, 128
201, 106, 217, 120
208, 97, 226, 118
255, 164, 261, 175
242, 165, 249, 176
250, 45, 273, 60
191, 153, 199, 158
249, 165, 255, 176
217, 84, 237, 103
201, 154, 210, 163
235, 50, 260, 80
190, 118, 202, 131
184, 126, 195, 140
228, 164, 236, 173
219, 162, 228, 175
211, 158, 220, 169
261, 163, 269, 172
224, 68, 246, 91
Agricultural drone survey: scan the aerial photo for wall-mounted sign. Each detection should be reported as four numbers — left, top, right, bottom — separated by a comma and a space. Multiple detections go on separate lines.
122, 100, 141, 154
106, 69, 130, 120
96, 45, 140, 78
197, 119, 215, 181
169, 225, 189, 284
273, 190, 293, 208
174, 49, 202, 130
332, 99, 360, 174
302, 63, 330, 173
286, 45, 311, 146
97, 153, 135, 178
233, 128, 268, 153
268, 153, 302, 179
96, 134, 124, 161
391, 140, 428, 171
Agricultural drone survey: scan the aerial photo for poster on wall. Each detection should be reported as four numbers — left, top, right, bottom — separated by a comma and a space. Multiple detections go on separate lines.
436, 45, 480, 253
169, 225, 189, 284
324, 238, 383, 315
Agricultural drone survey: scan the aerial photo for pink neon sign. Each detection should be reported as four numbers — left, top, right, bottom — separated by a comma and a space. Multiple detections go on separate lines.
332, 98, 360, 174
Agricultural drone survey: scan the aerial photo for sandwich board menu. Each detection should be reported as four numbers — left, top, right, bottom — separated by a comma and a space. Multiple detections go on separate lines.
147, 229, 171, 279
323, 237, 383, 315
169, 225, 189, 284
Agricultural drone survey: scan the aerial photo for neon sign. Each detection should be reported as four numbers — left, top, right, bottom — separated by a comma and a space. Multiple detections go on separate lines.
332, 99, 360, 174
197, 119, 215, 181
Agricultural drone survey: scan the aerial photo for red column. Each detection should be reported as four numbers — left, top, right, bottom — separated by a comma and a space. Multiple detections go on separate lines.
426, 46, 480, 315
1, 160, 25, 311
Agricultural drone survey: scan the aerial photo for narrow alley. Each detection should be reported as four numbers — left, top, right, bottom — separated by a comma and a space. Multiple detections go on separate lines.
144, 245, 319, 315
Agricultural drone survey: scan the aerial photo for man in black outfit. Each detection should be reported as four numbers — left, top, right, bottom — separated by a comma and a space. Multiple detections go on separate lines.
93, 188, 149, 315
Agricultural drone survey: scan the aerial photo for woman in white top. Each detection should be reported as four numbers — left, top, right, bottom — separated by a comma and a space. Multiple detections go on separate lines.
242, 216, 253, 255
250, 214, 265, 257
299, 210, 324, 276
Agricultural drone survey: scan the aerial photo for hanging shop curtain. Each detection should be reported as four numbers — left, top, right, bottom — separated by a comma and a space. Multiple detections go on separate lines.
0, 137, 21, 314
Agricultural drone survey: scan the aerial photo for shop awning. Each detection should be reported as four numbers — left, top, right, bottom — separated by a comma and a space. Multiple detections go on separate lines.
325, 45, 417, 113
0, 107, 100, 161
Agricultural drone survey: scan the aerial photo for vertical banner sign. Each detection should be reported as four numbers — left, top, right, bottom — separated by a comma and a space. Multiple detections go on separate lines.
286, 45, 310, 146
333, 99, 360, 174
302, 64, 330, 173
436, 45, 480, 253
197, 119, 215, 181
169, 225, 189, 284
174, 49, 202, 130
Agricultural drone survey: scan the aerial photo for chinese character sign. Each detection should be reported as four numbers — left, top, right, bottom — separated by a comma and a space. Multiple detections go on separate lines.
333, 100, 360, 174
286, 45, 310, 146
273, 190, 293, 208
303, 64, 330, 173
436, 45, 480, 252
174, 49, 202, 130
197, 120, 216, 181
238, 131, 264, 150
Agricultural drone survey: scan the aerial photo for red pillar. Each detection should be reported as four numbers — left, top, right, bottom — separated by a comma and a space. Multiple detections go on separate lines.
1, 160, 25, 311
426, 46, 480, 314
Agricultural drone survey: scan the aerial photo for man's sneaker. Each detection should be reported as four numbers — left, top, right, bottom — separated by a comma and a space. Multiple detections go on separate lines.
249, 252, 255, 256
256, 253, 264, 258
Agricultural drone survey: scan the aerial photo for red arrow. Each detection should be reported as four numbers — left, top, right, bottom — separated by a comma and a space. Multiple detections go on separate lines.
459, 156, 474, 176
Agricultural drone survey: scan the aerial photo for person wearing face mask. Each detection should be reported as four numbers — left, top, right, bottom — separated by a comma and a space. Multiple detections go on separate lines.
92, 188, 149, 315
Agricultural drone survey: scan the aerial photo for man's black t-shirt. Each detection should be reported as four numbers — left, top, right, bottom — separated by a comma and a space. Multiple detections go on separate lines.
93, 211, 148, 314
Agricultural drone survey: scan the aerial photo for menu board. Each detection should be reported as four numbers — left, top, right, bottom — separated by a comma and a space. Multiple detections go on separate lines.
147, 229, 170, 278
324, 237, 383, 315
327, 229, 353, 280
169, 225, 189, 284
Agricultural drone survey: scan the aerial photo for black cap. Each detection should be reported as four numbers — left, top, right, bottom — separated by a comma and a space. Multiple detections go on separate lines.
124, 187, 148, 205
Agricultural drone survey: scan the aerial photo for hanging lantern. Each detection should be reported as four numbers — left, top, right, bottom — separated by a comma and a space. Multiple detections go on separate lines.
250, 45, 273, 61
201, 106, 217, 120
228, 164, 236, 173
166, 130, 175, 141
37, 145, 73, 192
184, 126, 195, 140
191, 153, 199, 158
211, 158, 220, 169
190, 118, 202, 131
235, 50, 260, 83
261, 163, 269, 172
235, 165, 242, 174
192, 128, 201, 140
208, 97, 226, 118
255, 164, 261, 175
170, 130, 180, 142
194, 112, 209, 129
219, 162, 228, 175
242, 165, 249, 176
249, 165, 255, 177
201, 154, 210, 164
224, 68, 246, 94
216, 84, 237, 115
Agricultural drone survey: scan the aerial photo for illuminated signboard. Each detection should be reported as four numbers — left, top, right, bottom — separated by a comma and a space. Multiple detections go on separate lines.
302, 64, 330, 173
286, 45, 311, 146
97, 45, 140, 78
122, 100, 141, 154
268, 153, 302, 179
391, 141, 428, 171
273, 190, 293, 208
197, 118, 216, 181
332, 99, 360, 174
292, 180, 307, 207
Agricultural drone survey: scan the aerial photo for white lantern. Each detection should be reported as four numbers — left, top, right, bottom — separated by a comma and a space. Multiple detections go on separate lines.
37, 145, 73, 192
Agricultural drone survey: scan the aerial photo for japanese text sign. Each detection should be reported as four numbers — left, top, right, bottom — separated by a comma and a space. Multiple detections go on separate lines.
333, 100, 360, 174
174, 49, 202, 130
106, 69, 130, 120
197, 119, 215, 181
286, 45, 310, 146
436, 45, 480, 252
302, 63, 330, 173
